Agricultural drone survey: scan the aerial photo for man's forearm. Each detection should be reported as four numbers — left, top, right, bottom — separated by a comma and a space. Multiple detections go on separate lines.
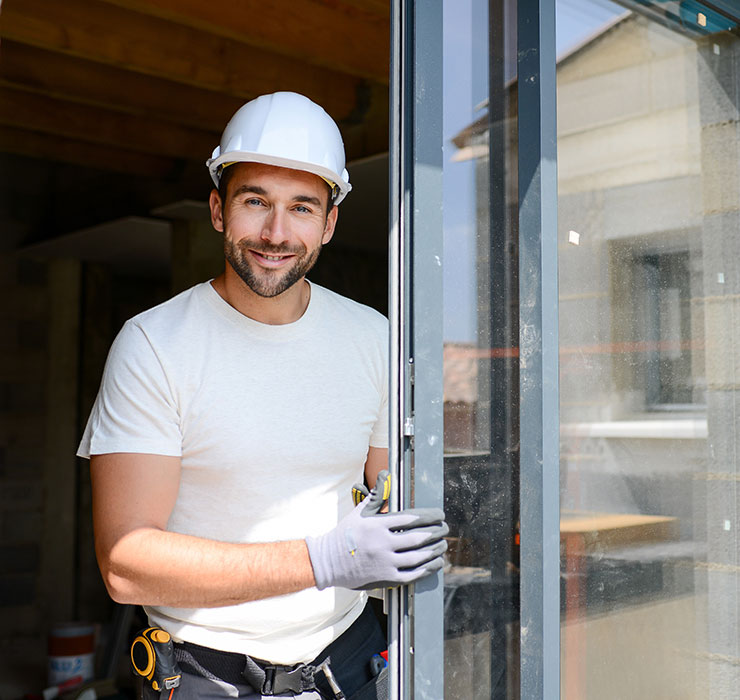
100, 528, 315, 607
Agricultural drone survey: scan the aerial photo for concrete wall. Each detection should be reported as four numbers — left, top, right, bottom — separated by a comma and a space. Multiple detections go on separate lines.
696, 32, 740, 698
0, 255, 90, 692
0, 256, 51, 637
0, 250, 174, 691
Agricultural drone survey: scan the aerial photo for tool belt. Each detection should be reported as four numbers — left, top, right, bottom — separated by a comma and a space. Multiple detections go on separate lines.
174, 604, 383, 697
244, 656, 320, 695
175, 640, 326, 695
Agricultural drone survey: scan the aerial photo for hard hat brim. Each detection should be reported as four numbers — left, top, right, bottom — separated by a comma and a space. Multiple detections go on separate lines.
207, 151, 351, 205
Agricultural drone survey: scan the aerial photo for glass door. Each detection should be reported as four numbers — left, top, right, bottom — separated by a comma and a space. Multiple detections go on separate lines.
556, 1, 740, 697
391, 0, 740, 698
438, 1, 520, 699
389, 1, 560, 698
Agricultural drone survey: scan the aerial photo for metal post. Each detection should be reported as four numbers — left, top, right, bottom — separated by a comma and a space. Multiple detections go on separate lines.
488, 0, 521, 696
388, 0, 412, 698
517, 0, 560, 697
410, 0, 445, 698
389, 1, 444, 699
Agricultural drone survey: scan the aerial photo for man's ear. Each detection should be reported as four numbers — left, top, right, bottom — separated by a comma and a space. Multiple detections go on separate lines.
209, 189, 224, 233
322, 206, 338, 245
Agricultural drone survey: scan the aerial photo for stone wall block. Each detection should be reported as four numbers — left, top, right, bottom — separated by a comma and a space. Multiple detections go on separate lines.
697, 36, 740, 126
0, 481, 43, 510
705, 480, 740, 564
0, 544, 39, 574
0, 575, 36, 607
1, 510, 43, 543
706, 569, 740, 656
700, 123, 740, 214
706, 391, 740, 471
704, 298, 740, 387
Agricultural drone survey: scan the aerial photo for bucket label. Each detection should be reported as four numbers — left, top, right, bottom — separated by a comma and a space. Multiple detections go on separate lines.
48, 653, 94, 685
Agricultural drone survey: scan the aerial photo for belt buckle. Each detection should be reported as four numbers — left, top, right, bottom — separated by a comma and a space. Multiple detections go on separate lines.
265, 665, 305, 695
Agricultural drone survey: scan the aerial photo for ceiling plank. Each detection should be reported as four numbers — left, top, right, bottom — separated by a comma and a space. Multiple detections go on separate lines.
0, 126, 178, 177
0, 0, 361, 120
325, 0, 390, 18
0, 41, 244, 132
97, 0, 389, 84
0, 86, 217, 160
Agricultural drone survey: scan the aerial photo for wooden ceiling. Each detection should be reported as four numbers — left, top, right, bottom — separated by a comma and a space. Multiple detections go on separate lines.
0, 0, 390, 179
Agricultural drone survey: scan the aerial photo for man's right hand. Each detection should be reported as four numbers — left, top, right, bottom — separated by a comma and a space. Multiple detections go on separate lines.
305, 471, 448, 590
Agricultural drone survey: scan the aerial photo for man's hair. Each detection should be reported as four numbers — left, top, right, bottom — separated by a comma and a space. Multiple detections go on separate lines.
217, 165, 335, 217
217, 164, 236, 207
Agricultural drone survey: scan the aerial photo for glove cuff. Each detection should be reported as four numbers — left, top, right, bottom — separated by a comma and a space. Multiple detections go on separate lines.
305, 535, 331, 591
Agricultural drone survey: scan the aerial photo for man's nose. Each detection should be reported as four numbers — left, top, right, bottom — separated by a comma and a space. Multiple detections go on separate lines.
260, 208, 290, 246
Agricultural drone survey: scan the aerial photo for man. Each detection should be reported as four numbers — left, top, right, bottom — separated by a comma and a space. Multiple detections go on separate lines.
78, 92, 447, 699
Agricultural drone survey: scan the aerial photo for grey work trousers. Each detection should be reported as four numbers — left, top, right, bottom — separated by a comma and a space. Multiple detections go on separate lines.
144, 671, 323, 700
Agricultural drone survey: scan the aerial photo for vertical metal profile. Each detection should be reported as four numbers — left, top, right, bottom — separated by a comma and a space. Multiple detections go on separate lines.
388, 0, 412, 698
389, 0, 444, 699
517, 0, 560, 697
409, 0, 445, 698
487, 0, 521, 697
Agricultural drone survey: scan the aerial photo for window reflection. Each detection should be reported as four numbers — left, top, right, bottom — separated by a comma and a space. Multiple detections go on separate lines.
441, 1, 519, 699
558, 1, 740, 697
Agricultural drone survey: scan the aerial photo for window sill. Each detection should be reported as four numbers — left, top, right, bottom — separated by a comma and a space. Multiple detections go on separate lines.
561, 418, 708, 440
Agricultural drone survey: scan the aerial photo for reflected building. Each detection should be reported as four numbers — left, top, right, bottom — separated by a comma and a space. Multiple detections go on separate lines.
446, 8, 740, 699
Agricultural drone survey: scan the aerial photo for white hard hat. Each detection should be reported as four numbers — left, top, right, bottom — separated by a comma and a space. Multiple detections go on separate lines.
207, 92, 352, 205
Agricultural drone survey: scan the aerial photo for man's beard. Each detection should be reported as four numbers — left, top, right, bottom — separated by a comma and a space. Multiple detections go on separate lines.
224, 236, 323, 298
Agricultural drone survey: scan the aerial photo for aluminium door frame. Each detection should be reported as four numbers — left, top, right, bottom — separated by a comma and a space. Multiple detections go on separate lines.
388, 0, 559, 698
517, 0, 560, 697
388, 2, 445, 700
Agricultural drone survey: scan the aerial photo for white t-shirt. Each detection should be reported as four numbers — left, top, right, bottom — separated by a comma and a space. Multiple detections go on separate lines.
77, 280, 388, 664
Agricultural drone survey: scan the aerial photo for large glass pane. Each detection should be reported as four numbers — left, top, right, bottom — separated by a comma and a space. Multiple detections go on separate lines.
557, 1, 740, 696
441, 1, 519, 698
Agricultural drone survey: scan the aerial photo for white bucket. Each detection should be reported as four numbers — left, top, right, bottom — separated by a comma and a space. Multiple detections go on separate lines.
48, 623, 95, 686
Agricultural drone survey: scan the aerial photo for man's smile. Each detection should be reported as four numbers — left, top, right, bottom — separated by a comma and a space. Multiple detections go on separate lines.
249, 250, 298, 268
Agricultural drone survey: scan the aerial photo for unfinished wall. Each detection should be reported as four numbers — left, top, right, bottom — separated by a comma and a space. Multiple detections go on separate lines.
0, 255, 53, 677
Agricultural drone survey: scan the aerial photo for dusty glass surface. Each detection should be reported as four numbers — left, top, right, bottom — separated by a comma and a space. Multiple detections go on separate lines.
441, 1, 519, 698
557, 0, 740, 697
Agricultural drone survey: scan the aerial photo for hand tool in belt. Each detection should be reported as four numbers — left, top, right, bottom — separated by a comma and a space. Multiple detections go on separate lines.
131, 627, 182, 699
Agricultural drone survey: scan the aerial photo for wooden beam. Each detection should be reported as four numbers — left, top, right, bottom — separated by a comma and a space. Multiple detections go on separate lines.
0, 86, 217, 160
96, 0, 390, 84
0, 0, 361, 121
0, 126, 179, 177
0, 41, 244, 133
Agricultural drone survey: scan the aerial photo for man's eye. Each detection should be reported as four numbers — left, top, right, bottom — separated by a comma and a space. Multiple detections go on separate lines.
246, 198, 264, 206
295, 205, 311, 214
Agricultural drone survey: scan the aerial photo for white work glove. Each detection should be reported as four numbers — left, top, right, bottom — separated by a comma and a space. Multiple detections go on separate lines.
306, 471, 448, 590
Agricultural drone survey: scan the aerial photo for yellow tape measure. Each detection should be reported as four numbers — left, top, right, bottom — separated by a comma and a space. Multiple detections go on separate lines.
131, 627, 181, 693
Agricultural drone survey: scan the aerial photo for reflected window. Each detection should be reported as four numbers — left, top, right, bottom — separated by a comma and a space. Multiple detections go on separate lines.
640, 250, 700, 408
441, 1, 519, 698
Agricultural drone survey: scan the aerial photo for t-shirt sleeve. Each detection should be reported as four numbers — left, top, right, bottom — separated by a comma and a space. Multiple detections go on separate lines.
369, 386, 388, 448
77, 320, 182, 459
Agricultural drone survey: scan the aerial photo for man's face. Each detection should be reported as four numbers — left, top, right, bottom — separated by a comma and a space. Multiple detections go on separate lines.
209, 162, 337, 298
